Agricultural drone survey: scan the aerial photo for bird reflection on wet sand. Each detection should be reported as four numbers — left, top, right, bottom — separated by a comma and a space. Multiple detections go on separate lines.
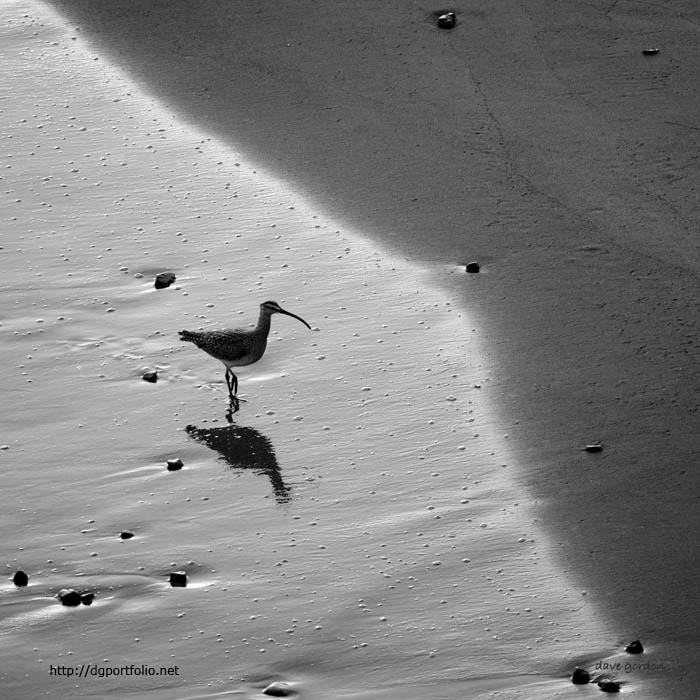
185, 423, 291, 503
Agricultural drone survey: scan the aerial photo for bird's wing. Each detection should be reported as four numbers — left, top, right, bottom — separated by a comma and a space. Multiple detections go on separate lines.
209, 329, 255, 363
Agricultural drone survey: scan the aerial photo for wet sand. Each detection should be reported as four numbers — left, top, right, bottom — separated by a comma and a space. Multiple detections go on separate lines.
2, 4, 616, 698
5, 0, 700, 697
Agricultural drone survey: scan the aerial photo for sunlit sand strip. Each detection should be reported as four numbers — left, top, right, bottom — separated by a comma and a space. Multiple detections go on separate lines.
0, 2, 634, 698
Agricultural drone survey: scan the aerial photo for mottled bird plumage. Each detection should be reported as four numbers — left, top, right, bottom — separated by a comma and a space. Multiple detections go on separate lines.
178, 327, 268, 367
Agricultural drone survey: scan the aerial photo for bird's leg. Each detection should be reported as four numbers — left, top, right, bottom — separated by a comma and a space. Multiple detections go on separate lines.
224, 368, 234, 399
226, 396, 240, 422
224, 368, 239, 400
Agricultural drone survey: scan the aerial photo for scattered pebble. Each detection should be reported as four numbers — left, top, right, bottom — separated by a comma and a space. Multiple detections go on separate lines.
142, 370, 158, 383
120, 530, 135, 540
167, 458, 184, 471
584, 443, 603, 452
80, 592, 95, 606
465, 261, 480, 273
625, 639, 643, 654
154, 271, 176, 289
597, 680, 621, 693
571, 667, 590, 684
57, 588, 82, 606
437, 11, 456, 29
641, 47, 659, 55
12, 570, 29, 587
169, 571, 187, 587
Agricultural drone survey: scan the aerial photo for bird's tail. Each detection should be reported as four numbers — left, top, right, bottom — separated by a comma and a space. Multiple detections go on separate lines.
179, 330, 200, 344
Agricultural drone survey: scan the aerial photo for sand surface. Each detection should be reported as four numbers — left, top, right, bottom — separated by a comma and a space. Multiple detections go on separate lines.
3, 0, 700, 697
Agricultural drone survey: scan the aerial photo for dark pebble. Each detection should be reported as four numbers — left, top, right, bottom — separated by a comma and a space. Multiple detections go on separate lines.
142, 371, 158, 383
120, 530, 135, 540
263, 681, 295, 697
13, 570, 29, 587
598, 680, 621, 693
437, 11, 456, 29
642, 48, 659, 55
465, 261, 480, 273
80, 592, 95, 606
154, 272, 176, 289
169, 571, 187, 587
571, 667, 590, 684
58, 588, 82, 606
167, 458, 184, 471
626, 639, 644, 654
585, 443, 603, 452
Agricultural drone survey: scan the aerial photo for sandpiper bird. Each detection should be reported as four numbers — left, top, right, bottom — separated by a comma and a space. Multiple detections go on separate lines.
179, 300, 311, 404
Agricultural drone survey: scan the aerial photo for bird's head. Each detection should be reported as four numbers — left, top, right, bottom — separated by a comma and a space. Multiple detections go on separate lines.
261, 300, 311, 329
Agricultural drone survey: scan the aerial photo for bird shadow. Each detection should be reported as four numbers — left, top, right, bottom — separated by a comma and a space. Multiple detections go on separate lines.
184, 421, 292, 504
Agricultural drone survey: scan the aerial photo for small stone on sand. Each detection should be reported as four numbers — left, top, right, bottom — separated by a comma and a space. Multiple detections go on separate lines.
154, 271, 176, 289
169, 571, 187, 587
263, 681, 296, 697
642, 48, 659, 55
571, 667, 590, 684
437, 12, 456, 29
625, 639, 643, 654
13, 570, 29, 586
585, 443, 603, 452
58, 588, 82, 606
142, 370, 158, 383
465, 261, 480, 273
12, 570, 29, 586
120, 530, 135, 539
167, 458, 184, 471
80, 592, 95, 605
598, 680, 621, 693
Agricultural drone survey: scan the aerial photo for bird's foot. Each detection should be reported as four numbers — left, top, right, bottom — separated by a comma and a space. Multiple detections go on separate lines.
226, 396, 241, 421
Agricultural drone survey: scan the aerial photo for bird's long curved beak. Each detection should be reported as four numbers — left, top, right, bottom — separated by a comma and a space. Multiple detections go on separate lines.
278, 307, 311, 329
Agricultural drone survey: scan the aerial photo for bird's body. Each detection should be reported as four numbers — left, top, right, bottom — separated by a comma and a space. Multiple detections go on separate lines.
179, 324, 271, 369
179, 300, 311, 406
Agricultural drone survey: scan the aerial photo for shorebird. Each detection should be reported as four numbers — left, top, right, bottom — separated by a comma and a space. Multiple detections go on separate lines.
179, 300, 311, 406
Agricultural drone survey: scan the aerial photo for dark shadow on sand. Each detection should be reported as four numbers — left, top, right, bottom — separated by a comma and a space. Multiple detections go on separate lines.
185, 423, 291, 503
